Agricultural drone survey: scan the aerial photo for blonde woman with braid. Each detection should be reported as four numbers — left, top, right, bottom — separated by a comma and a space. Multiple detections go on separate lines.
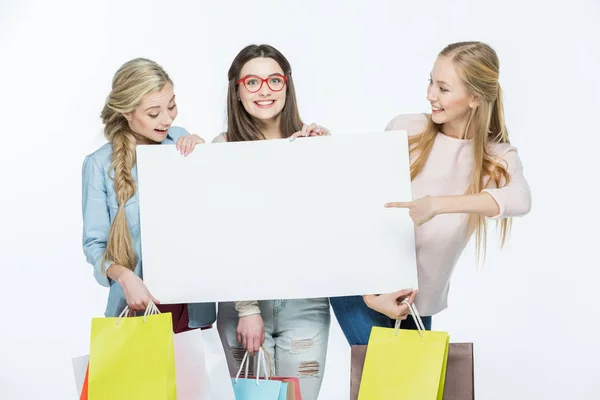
330, 41, 532, 345
82, 58, 216, 332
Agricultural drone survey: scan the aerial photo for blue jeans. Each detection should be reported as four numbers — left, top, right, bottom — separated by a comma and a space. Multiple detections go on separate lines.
330, 295, 432, 345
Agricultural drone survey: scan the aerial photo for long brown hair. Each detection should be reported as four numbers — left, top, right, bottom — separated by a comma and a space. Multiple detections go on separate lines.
225, 44, 303, 142
409, 41, 512, 265
100, 58, 173, 273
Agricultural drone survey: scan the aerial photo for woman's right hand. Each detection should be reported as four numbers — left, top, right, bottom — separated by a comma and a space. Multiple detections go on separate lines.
111, 266, 160, 311
290, 123, 330, 139
237, 314, 265, 355
363, 289, 417, 320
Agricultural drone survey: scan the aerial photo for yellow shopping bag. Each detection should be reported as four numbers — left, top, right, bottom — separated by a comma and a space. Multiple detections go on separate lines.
88, 302, 176, 400
358, 301, 450, 400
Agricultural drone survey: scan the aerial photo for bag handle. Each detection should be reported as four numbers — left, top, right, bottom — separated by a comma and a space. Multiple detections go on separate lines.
257, 347, 270, 383
116, 301, 160, 325
234, 346, 274, 385
233, 351, 250, 383
394, 298, 425, 337
261, 345, 275, 378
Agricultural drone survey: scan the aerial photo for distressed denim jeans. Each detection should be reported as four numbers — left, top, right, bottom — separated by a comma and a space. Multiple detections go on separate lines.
217, 298, 330, 400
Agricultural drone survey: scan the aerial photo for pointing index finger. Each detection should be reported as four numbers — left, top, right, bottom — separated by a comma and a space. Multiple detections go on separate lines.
385, 201, 411, 208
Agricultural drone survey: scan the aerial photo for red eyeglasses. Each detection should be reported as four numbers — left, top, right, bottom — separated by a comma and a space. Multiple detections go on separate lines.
236, 74, 288, 93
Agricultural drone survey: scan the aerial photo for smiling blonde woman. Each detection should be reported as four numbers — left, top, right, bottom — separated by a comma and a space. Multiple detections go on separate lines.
330, 41, 532, 346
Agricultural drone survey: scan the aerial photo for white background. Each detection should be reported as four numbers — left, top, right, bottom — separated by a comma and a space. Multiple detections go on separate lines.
0, 0, 598, 399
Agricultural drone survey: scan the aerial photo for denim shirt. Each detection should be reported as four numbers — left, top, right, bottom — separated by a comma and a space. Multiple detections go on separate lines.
81, 126, 216, 327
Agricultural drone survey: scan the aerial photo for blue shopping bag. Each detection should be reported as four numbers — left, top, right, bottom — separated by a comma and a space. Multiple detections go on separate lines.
231, 346, 287, 399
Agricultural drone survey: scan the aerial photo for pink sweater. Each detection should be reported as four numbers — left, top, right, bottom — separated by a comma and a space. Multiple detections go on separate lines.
386, 113, 532, 315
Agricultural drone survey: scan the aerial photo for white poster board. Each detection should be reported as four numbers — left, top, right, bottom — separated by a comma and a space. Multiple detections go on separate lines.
136, 131, 418, 303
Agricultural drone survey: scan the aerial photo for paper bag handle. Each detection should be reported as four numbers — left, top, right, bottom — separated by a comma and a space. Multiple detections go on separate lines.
234, 346, 273, 385
116, 301, 160, 325
261, 345, 275, 378
394, 299, 425, 337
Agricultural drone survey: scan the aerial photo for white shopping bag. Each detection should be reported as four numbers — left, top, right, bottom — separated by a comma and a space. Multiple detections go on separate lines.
71, 354, 88, 398
174, 329, 211, 399
72, 327, 234, 400
198, 327, 236, 400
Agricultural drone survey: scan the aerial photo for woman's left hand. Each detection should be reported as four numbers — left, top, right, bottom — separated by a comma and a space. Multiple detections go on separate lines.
290, 123, 330, 140
176, 134, 205, 156
363, 289, 417, 320
385, 196, 441, 226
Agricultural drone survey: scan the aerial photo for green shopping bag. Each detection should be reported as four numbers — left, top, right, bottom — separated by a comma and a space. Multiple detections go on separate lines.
358, 300, 450, 400
88, 302, 176, 400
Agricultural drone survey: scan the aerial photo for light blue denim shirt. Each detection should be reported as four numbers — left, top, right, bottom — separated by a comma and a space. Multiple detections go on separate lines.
81, 126, 216, 327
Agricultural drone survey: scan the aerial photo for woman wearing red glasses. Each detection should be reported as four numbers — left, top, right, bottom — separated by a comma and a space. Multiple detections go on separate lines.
212, 44, 330, 400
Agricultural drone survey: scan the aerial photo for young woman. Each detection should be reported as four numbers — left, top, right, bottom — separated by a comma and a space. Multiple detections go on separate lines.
213, 44, 330, 400
330, 41, 532, 345
82, 58, 216, 332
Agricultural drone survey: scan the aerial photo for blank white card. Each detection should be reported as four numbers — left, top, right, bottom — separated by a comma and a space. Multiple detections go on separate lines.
136, 131, 418, 303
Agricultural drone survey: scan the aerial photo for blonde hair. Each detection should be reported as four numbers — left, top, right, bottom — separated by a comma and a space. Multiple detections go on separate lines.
409, 41, 512, 265
100, 58, 173, 273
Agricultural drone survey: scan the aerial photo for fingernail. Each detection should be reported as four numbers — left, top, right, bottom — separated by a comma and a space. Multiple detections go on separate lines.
289, 136, 296, 142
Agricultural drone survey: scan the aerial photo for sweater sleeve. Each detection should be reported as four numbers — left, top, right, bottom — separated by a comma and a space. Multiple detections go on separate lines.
235, 301, 261, 317
384, 113, 429, 136
482, 146, 532, 219
212, 132, 227, 143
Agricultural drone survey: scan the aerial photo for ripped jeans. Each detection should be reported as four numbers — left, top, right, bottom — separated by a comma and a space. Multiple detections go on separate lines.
217, 298, 331, 400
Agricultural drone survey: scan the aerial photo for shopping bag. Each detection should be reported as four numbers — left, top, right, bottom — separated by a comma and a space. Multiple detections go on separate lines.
351, 342, 474, 400
235, 346, 296, 399
269, 377, 300, 400
278, 383, 289, 400
87, 302, 176, 400
261, 349, 301, 400
200, 327, 236, 399
73, 326, 234, 399
72, 354, 89, 398
236, 365, 300, 398
442, 342, 474, 400
358, 301, 450, 400
173, 328, 210, 399
79, 363, 89, 400
173, 327, 236, 399
231, 346, 284, 399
